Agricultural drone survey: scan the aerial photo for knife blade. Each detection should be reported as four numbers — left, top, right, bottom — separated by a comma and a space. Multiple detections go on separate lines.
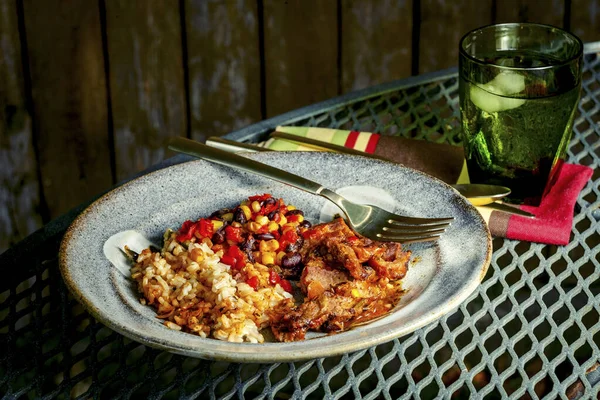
480, 202, 536, 218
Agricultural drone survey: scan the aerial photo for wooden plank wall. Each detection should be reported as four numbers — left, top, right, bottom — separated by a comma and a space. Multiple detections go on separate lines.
0, 0, 598, 253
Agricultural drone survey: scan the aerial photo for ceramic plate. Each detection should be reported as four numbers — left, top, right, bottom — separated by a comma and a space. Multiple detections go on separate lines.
59, 152, 492, 363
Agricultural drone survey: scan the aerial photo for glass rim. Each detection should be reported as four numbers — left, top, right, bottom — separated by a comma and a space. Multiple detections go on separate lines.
459, 22, 584, 71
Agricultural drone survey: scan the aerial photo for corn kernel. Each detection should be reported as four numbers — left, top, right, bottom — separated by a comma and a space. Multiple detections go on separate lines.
276, 251, 286, 265
239, 205, 252, 220
190, 248, 204, 263
248, 221, 261, 232
267, 239, 279, 252
231, 221, 242, 228
222, 212, 234, 222
259, 240, 278, 253
251, 201, 261, 213
296, 215, 304, 223
255, 215, 269, 226
278, 215, 287, 226
351, 289, 360, 298
287, 205, 296, 211
262, 251, 275, 265
211, 220, 224, 230
268, 221, 279, 232
282, 223, 296, 232
259, 240, 268, 253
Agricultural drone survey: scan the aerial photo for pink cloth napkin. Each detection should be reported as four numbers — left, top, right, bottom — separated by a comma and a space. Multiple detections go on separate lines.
499, 164, 593, 245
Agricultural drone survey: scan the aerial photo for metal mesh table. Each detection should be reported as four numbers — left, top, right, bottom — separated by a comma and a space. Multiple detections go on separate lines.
1, 44, 599, 400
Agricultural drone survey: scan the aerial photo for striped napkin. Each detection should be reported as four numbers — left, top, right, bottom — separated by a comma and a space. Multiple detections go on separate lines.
260, 126, 592, 245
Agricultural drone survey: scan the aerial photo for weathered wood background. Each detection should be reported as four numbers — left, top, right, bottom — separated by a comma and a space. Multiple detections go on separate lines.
1, 0, 599, 253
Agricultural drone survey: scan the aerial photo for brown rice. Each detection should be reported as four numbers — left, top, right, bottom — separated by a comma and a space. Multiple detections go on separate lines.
130, 230, 293, 343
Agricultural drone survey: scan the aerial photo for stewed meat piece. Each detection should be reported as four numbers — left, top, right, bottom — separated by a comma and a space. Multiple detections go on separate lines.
299, 256, 351, 300
300, 218, 411, 281
270, 279, 404, 342
270, 218, 412, 341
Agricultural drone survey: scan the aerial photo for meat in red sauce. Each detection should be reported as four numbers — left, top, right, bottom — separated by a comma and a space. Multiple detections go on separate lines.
271, 218, 411, 341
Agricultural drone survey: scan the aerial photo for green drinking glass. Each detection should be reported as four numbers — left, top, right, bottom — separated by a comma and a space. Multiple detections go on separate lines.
459, 23, 583, 205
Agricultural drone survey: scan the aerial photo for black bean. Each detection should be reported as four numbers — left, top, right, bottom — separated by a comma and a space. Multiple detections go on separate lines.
285, 235, 303, 252
282, 252, 302, 269
299, 220, 312, 228
264, 197, 277, 206
286, 209, 304, 216
267, 210, 278, 220
210, 208, 230, 219
285, 243, 298, 252
212, 228, 226, 244
233, 208, 247, 224
240, 235, 255, 252
256, 233, 275, 241
245, 250, 255, 263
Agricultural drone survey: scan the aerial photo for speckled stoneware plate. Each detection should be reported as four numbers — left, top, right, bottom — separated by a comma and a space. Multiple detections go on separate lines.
59, 152, 492, 363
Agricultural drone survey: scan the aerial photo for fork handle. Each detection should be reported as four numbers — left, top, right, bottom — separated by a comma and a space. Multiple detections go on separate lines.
169, 137, 327, 196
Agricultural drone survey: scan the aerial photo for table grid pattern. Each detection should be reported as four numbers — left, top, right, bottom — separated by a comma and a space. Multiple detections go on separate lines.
1, 51, 599, 399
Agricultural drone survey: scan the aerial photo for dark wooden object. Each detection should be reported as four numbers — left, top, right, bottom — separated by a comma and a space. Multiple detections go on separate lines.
22, 0, 112, 220
341, 0, 413, 92
0, 0, 42, 251
263, 0, 338, 117
419, 0, 494, 73
105, 0, 187, 182
571, 0, 600, 43
185, 0, 262, 144
495, 0, 565, 27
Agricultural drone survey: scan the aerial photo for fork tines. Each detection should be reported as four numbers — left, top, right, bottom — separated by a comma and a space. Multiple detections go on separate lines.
378, 216, 454, 244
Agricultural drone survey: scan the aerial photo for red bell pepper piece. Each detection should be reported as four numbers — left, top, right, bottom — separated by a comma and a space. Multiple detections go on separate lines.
269, 270, 281, 285
279, 279, 293, 293
225, 226, 244, 243
221, 245, 247, 271
258, 202, 278, 216
229, 245, 247, 270
248, 193, 272, 202
246, 276, 259, 290
301, 229, 319, 240
197, 218, 214, 238
287, 214, 301, 223
220, 254, 237, 267
176, 220, 197, 242
279, 229, 299, 251
268, 269, 292, 293
254, 224, 270, 234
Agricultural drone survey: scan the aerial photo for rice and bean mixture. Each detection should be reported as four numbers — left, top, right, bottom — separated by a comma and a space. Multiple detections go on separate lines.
129, 194, 308, 343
